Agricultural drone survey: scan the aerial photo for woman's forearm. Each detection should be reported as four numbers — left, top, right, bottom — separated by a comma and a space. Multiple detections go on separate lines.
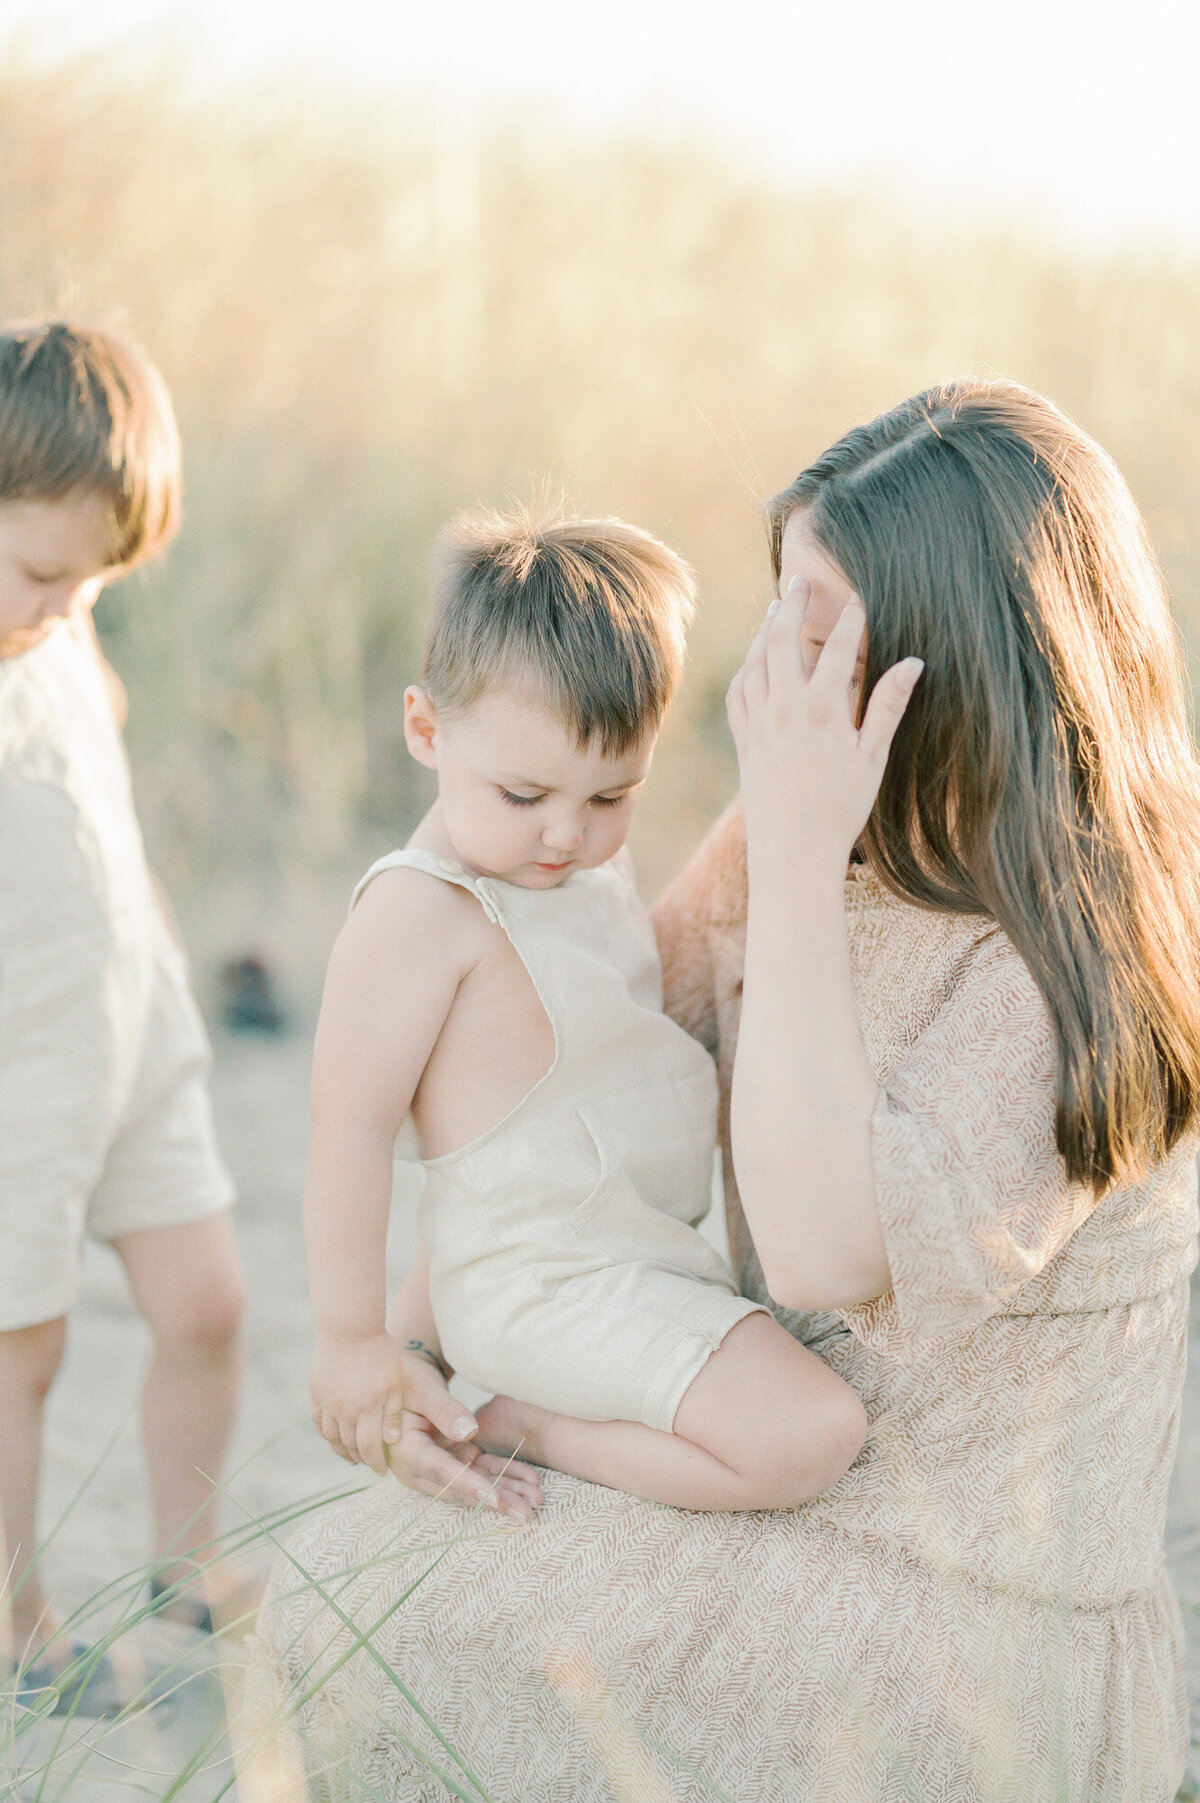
732, 841, 890, 1311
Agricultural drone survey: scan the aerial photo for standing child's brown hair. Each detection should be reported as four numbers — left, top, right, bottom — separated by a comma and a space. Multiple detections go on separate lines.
0, 319, 181, 565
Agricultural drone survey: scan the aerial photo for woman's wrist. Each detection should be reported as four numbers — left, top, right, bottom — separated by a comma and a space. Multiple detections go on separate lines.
402, 1339, 452, 1381
746, 834, 852, 900
742, 795, 851, 868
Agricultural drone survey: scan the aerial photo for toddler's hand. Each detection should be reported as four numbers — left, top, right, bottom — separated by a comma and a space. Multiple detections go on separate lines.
385, 1354, 544, 1524
309, 1329, 411, 1475
726, 581, 923, 866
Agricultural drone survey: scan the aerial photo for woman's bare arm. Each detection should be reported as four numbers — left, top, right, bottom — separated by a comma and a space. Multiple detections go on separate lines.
652, 805, 744, 1052
733, 848, 887, 1310
726, 584, 922, 1311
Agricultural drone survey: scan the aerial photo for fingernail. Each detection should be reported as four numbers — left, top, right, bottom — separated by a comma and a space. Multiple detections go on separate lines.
901, 657, 925, 685
847, 595, 865, 608
452, 1416, 476, 1440
787, 574, 803, 593
506, 1507, 526, 1522
383, 1426, 400, 1442
766, 597, 781, 618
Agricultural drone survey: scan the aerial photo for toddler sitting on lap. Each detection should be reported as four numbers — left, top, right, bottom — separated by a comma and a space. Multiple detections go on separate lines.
305, 509, 866, 1514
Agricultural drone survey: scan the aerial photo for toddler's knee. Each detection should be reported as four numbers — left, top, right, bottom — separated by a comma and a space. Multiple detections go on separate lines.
809, 1387, 869, 1492
157, 1277, 246, 1359
0, 1316, 68, 1402
754, 1387, 868, 1508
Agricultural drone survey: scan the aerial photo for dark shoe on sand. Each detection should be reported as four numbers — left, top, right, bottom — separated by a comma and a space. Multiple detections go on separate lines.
147, 1573, 215, 1635
10, 1642, 127, 1717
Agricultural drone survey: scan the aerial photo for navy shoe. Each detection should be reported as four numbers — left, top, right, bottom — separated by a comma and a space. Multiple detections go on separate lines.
10, 1642, 126, 1717
147, 1573, 215, 1635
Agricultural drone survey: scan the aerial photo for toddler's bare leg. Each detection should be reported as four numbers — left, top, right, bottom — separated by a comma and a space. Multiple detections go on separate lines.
0, 1316, 68, 1662
476, 1313, 866, 1511
113, 1214, 246, 1613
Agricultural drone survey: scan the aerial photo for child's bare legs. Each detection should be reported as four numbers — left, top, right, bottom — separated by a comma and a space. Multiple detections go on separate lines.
113, 1213, 246, 1619
0, 1316, 70, 1664
475, 1312, 868, 1511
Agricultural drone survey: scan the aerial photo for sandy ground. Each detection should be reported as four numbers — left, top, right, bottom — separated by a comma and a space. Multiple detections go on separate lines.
7, 1028, 1200, 1801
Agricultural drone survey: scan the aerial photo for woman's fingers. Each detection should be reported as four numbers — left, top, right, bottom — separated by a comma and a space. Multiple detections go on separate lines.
425, 1446, 532, 1520
472, 1451, 544, 1505
808, 594, 867, 713
488, 1485, 538, 1524
859, 656, 924, 761
377, 1411, 542, 1522
399, 1355, 478, 1444
764, 576, 808, 693
728, 589, 796, 738
391, 1423, 488, 1494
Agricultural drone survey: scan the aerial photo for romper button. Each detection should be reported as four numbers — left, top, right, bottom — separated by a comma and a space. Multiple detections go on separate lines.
439, 859, 463, 875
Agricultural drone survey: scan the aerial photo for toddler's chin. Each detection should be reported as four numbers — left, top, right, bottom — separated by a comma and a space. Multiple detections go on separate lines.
505, 862, 577, 890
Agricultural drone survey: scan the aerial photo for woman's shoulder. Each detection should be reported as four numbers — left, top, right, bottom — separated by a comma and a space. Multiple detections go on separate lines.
844, 867, 1048, 1081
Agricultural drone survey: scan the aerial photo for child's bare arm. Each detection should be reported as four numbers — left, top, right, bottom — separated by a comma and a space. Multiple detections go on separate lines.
305, 869, 476, 1473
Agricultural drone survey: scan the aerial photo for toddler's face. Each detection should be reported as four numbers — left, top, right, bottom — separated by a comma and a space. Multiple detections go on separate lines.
0, 493, 115, 660
405, 683, 656, 888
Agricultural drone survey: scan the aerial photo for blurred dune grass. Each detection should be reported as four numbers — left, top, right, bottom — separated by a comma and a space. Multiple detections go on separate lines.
3, 46, 1200, 1008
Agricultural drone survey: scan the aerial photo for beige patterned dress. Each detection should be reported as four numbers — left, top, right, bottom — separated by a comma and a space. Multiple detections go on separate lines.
259, 804, 1199, 1803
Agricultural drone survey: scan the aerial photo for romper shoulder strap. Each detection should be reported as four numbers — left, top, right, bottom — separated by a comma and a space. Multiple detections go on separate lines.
349, 849, 506, 927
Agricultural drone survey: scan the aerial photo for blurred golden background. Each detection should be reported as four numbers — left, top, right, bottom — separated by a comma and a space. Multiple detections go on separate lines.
4, 37, 1200, 1012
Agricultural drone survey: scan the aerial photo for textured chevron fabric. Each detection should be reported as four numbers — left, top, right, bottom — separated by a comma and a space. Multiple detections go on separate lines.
259, 801, 1199, 1802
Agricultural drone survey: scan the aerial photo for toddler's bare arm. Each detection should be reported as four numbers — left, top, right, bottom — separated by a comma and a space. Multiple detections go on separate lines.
305, 868, 480, 1472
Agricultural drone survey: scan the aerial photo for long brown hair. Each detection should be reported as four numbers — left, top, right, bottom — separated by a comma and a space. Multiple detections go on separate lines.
767, 378, 1200, 1190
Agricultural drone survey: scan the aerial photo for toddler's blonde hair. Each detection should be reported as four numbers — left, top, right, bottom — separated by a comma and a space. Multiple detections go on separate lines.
422, 507, 695, 754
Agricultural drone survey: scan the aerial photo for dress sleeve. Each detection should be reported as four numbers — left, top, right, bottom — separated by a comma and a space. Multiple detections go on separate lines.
652, 800, 744, 1057
842, 928, 1096, 1359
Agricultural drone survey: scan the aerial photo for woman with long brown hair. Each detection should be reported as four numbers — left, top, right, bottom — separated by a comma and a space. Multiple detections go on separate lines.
263, 380, 1199, 1801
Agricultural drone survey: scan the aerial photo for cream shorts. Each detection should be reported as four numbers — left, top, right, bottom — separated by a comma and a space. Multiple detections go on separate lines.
0, 933, 234, 1332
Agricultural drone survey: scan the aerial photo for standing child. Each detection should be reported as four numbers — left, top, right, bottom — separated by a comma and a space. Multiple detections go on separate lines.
305, 508, 867, 1514
0, 321, 245, 1712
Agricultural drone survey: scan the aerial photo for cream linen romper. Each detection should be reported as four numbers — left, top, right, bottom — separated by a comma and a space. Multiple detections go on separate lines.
353, 847, 765, 1432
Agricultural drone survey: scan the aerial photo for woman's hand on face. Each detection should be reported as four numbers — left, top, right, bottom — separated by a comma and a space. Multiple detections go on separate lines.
381, 1352, 544, 1524
726, 579, 923, 866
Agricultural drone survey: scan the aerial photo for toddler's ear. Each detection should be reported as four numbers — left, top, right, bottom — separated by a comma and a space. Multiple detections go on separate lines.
403, 686, 439, 769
